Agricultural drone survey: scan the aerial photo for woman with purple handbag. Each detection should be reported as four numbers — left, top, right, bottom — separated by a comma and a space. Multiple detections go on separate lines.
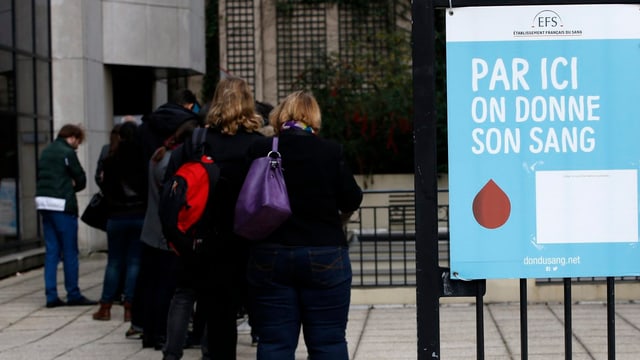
163, 76, 264, 360
242, 91, 363, 360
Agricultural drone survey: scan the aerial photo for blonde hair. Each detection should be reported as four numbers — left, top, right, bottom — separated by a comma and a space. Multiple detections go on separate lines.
269, 91, 321, 135
205, 76, 263, 135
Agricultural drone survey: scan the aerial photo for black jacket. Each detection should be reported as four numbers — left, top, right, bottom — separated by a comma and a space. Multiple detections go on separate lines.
246, 128, 363, 247
102, 139, 146, 218
139, 103, 199, 162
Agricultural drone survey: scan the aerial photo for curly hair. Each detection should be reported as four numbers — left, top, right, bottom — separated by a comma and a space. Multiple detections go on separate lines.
57, 124, 86, 143
205, 76, 263, 135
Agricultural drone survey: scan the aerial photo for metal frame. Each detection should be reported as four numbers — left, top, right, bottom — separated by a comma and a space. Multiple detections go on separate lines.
0, 0, 53, 253
225, 0, 257, 90
413, 1, 640, 359
275, 1, 327, 99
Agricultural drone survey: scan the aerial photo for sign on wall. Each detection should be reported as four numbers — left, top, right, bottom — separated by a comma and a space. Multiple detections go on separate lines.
446, 4, 640, 279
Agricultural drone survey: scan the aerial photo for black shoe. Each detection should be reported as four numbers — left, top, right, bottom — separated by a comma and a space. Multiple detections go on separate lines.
184, 332, 201, 349
125, 326, 143, 339
67, 296, 98, 306
154, 337, 166, 351
142, 338, 164, 350
46, 298, 66, 308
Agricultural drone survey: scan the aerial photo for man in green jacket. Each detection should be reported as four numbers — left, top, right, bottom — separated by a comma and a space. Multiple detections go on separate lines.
35, 124, 97, 308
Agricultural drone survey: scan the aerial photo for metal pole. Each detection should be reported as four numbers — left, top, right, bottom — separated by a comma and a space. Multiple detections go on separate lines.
520, 279, 528, 360
564, 278, 572, 360
413, 0, 440, 359
476, 291, 485, 360
607, 277, 615, 360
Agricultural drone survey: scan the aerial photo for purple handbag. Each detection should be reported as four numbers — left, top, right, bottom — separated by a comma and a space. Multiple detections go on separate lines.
234, 137, 292, 240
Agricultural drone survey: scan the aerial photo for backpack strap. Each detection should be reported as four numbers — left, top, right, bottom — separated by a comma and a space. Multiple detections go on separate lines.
191, 127, 208, 156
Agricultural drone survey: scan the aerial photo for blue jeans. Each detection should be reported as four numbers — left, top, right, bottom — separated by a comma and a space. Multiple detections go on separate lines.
100, 216, 143, 303
41, 210, 82, 303
247, 246, 352, 360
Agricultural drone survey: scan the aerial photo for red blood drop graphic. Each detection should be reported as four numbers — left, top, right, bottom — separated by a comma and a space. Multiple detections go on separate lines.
472, 179, 511, 229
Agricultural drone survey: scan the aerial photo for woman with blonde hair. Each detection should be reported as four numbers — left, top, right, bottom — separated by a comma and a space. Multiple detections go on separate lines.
244, 90, 363, 360
164, 76, 263, 359
206, 76, 264, 133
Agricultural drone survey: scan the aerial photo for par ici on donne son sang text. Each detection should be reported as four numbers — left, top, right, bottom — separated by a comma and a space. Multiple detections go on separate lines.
468, 56, 600, 155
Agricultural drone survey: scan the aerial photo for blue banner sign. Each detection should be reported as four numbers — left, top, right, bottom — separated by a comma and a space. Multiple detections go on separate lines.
446, 5, 640, 279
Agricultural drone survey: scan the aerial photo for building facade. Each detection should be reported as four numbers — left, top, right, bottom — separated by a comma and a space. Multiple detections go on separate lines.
220, 0, 409, 106
2, 0, 404, 276
1, 0, 54, 258
0, 0, 205, 272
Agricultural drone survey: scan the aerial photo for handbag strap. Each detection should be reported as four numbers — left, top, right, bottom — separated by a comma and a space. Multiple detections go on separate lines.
268, 137, 281, 168
268, 137, 281, 159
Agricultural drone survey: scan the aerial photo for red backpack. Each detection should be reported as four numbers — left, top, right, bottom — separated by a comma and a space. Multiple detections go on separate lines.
159, 128, 220, 256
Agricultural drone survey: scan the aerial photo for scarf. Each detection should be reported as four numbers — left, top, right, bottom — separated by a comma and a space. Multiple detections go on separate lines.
281, 120, 315, 135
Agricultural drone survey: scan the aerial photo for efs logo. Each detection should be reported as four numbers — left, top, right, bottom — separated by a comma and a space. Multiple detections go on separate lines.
532, 10, 563, 28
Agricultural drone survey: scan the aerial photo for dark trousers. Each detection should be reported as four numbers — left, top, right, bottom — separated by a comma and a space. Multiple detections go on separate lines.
247, 246, 352, 360
101, 217, 143, 303
163, 259, 209, 360
201, 288, 239, 360
165, 240, 248, 360
138, 243, 178, 346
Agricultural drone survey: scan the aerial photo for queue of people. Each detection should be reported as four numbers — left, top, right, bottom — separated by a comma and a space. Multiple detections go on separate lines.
37, 78, 363, 360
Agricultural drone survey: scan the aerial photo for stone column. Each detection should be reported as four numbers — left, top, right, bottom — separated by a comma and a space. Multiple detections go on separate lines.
51, 0, 110, 252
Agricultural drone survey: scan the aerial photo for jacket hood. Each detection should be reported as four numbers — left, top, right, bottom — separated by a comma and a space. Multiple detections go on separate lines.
142, 103, 197, 138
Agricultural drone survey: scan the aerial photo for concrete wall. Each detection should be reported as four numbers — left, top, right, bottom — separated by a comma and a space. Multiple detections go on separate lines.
102, 0, 205, 72
50, 0, 110, 252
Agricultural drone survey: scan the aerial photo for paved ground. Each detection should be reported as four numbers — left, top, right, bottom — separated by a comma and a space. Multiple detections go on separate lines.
0, 254, 639, 359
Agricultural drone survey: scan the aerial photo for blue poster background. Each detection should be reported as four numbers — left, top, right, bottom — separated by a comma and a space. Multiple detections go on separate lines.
447, 38, 640, 279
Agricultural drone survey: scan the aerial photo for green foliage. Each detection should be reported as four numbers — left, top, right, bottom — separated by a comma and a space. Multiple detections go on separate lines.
295, 30, 414, 175
211, 0, 449, 175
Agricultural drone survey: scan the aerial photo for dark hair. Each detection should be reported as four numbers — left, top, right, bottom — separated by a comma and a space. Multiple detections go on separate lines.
255, 101, 274, 126
108, 124, 123, 157
172, 89, 198, 106
57, 124, 85, 143
107, 122, 137, 159
152, 120, 198, 163
118, 122, 138, 142
110, 122, 143, 191
174, 120, 198, 144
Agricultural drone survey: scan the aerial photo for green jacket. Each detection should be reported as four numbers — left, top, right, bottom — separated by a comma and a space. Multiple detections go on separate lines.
35, 137, 87, 215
